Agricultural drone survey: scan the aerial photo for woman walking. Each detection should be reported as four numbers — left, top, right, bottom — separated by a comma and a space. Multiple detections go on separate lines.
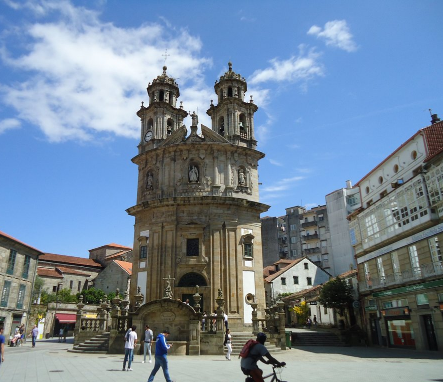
224, 329, 232, 360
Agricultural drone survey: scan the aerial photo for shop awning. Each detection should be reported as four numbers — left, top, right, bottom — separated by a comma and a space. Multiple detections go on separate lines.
55, 313, 76, 324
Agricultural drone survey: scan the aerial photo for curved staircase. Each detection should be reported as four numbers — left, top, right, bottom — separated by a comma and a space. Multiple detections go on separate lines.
68, 332, 110, 354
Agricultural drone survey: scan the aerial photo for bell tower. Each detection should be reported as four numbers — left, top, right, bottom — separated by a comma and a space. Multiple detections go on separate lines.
207, 62, 258, 149
137, 66, 188, 153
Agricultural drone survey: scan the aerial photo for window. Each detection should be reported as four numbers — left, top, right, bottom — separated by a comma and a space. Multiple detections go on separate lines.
242, 234, 254, 258
393, 164, 399, 173
416, 293, 429, 308
22, 255, 31, 279
16, 284, 26, 309
304, 263, 309, 270
69, 280, 73, 290
307, 277, 312, 285
244, 243, 253, 258
378, 176, 384, 184
186, 238, 199, 256
78, 281, 82, 292
53, 285, 57, 292
290, 224, 296, 231
1, 281, 11, 307
365, 186, 370, 194
429, 237, 442, 263
391, 251, 401, 278
293, 276, 299, 284
377, 257, 385, 281
411, 150, 417, 160
281, 278, 286, 286
408, 245, 421, 276
291, 249, 297, 257
290, 237, 296, 244
7, 249, 17, 275
318, 215, 324, 221
140, 245, 147, 259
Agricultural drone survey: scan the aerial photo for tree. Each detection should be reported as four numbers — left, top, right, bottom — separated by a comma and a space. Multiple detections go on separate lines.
292, 301, 310, 325
32, 276, 45, 303
318, 277, 354, 317
77, 287, 106, 304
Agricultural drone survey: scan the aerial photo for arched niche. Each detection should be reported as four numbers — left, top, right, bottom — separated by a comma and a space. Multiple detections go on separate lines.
178, 272, 208, 287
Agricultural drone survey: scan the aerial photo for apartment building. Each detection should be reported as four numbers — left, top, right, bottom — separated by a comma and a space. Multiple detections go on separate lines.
261, 216, 286, 267
285, 205, 332, 271
349, 116, 443, 351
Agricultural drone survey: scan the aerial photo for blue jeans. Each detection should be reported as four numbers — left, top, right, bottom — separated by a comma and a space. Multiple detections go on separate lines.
148, 355, 172, 382
32, 336, 36, 347
123, 348, 134, 369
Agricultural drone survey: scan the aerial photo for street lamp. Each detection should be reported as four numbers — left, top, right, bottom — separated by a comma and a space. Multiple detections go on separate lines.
52, 282, 63, 338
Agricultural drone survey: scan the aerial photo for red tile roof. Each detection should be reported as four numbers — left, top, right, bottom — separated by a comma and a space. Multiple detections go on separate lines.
263, 265, 276, 278
37, 267, 63, 278
114, 260, 132, 275
423, 121, 443, 162
264, 258, 305, 283
337, 269, 358, 279
56, 266, 91, 276
281, 284, 323, 301
106, 249, 132, 260
0, 230, 43, 254
89, 243, 132, 252
40, 253, 103, 268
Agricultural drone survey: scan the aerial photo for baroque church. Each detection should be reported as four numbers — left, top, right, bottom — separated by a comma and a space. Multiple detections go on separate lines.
127, 63, 269, 328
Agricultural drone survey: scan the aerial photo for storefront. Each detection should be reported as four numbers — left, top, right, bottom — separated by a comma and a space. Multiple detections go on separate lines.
382, 307, 415, 348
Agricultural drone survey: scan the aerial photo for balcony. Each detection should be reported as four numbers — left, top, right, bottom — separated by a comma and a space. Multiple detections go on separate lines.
302, 221, 317, 228
303, 247, 321, 255
302, 233, 319, 241
359, 262, 443, 293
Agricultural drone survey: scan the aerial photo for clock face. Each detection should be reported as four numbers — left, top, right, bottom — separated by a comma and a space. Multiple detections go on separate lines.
144, 131, 153, 142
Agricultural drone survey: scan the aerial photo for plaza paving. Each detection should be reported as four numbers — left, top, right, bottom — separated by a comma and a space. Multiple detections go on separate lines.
1, 337, 442, 382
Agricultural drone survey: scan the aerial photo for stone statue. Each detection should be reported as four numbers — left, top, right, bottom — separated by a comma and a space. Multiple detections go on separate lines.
146, 172, 153, 189
189, 165, 199, 183
191, 111, 198, 126
238, 169, 246, 186
164, 280, 173, 299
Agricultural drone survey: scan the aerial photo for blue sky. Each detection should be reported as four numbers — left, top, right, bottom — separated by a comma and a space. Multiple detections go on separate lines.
1, 0, 442, 257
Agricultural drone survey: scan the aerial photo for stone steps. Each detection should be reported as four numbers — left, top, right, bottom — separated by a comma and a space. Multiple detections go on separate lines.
291, 331, 345, 347
68, 332, 110, 354
229, 332, 285, 354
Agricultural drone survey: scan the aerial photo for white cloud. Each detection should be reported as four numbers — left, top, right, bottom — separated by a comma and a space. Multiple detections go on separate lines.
261, 176, 304, 193
0, 118, 21, 134
248, 46, 324, 86
0, 0, 212, 142
269, 159, 283, 166
307, 20, 357, 52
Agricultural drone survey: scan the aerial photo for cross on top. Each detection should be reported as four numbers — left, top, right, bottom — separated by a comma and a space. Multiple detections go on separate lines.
163, 274, 175, 283
162, 49, 170, 65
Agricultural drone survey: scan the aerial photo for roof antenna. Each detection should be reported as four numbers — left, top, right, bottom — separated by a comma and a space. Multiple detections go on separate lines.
429, 109, 441, 125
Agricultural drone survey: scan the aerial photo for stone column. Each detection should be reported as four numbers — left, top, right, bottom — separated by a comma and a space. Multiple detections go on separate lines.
277, 301, 286, 350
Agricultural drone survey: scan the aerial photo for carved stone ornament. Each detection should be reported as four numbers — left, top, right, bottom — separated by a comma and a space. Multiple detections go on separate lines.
146, 172, 154, 190
182, 150, 188, 160
189, 165, 199, 183
199, 149, 205, 160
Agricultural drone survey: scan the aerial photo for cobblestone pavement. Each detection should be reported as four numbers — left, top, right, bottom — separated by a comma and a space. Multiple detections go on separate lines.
0, 338, 442, 382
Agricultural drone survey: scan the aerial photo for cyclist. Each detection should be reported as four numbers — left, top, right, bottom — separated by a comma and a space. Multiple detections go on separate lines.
241, 332, 285, 382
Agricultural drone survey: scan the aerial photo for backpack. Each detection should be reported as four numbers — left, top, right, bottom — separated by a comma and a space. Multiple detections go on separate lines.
238, 339, 259, 359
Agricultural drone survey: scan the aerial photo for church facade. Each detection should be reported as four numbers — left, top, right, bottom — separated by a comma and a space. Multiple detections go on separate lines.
127, 63, 269, 328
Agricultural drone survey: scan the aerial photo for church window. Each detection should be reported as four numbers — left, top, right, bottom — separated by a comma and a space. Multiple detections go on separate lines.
239, 114, 247, 138
167, 118, 174, 135
186, 239, 199, 256
159, 90, 164, 102
242, 233, 254, 258
228, 86, 233, 97
147, 118, 153, 130
244, 243, 253, 258
140, 245, 147, 259
219, 116, 225, 136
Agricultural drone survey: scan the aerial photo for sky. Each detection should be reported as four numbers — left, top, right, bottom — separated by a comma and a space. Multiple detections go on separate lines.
1, 0, 442, 257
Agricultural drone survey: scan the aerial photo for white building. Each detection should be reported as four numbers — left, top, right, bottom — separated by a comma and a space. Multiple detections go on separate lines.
264, 257, 331, 306
325, 180, 361, 276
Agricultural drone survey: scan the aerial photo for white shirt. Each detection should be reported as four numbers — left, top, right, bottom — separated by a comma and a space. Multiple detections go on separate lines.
125, 330, 137, 349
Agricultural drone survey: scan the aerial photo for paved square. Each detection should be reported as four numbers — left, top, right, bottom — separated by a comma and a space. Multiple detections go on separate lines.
1, 339, 442, 382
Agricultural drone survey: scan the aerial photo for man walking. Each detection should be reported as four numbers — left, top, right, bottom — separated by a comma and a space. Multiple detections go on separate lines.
142, 325, 154, 363
30, 325, 38, 348
0, 325, 5, 368
147, 330, 174, 382
122, 325, 137, 371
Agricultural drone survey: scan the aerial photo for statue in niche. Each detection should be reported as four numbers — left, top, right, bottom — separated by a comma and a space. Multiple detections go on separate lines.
238, 169, 246, 186
146, 172, 153, 189
189, 165, 199, 183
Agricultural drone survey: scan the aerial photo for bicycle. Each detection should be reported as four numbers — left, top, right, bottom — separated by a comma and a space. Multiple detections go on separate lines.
244, 363, 287, 382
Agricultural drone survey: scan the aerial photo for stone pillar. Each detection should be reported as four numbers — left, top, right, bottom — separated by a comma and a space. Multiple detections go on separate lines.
74, 295, 85, 345
277, 301, 286, 350
251, 301, 258, 335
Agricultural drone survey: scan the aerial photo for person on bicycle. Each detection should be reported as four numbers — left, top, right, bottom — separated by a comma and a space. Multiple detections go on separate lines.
241, 332, 285, 382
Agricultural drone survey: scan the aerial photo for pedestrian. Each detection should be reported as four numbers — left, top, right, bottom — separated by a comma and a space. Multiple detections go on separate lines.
202, 311, 207, 332
0, 325, 4, 367
306, 317, 312, 329
63, 325, 68, 342
58, 327, 64, 342
224, 328, 232, 361
185, 299, 190, 305
313, 315, 318, 327
123, 325, 137, 371
19, 324, 25, 346
147, 329, 174, 382
224, 312, 229, 330
30, 325, 38, 348
142, 325, 153, 364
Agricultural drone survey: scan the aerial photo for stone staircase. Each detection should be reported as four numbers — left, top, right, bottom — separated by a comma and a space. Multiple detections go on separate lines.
291, 331, 344, 347
230, 332, 285, 355
68, 332, 110, 353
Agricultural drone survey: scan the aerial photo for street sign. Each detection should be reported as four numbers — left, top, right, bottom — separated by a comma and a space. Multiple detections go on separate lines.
352, 301, 360, 308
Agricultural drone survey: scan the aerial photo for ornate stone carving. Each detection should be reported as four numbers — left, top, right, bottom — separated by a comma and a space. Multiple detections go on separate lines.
146, 172, 154, 190
189, 165, 199, 183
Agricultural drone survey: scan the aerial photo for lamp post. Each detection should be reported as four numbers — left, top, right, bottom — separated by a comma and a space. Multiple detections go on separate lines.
52, 282, 63, 338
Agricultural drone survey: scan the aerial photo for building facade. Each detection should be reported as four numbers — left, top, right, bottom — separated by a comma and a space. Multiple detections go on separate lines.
325, 181, 361, 276
261, 216, 286, 267
349, 118, 443, 351
127, 63, 269, 328
0, 231, 42, 338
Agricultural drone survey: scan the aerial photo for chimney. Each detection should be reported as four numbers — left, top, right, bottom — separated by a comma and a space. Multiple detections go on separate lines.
431, 114, 441, 125
346, 180, 352, 189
